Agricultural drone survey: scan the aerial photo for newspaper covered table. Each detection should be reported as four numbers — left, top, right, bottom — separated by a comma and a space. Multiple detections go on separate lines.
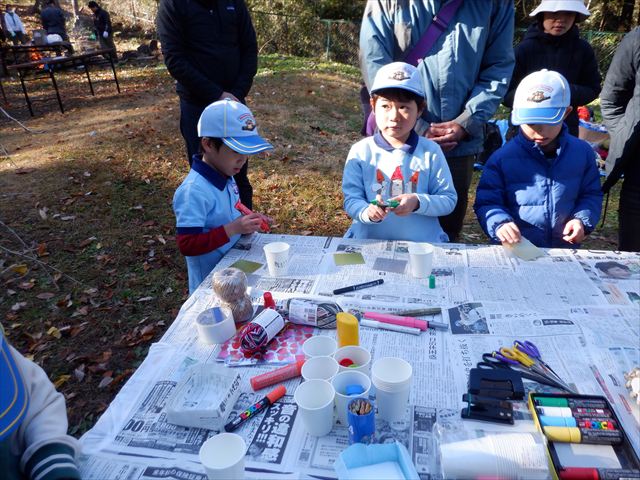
79, 233, 640, 479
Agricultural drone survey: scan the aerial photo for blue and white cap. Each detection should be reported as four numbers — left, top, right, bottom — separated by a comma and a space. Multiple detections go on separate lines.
512, 69, 571, 126
370, 62, 425, 98
0, 331, 28, 440
197, 100, 273, 155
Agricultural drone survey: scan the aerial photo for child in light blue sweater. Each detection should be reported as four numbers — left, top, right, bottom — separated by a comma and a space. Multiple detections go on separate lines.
342, 62, 457, 242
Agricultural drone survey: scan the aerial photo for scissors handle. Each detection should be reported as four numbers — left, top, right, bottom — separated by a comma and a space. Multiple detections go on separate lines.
499, 347, 535, 367
514, 340, 540, 359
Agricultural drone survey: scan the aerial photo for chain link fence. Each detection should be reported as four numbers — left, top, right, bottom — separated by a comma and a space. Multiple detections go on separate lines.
252, 11, 624, 77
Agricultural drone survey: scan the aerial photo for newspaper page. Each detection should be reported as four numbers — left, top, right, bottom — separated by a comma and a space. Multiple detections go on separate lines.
79, 235, 640, 477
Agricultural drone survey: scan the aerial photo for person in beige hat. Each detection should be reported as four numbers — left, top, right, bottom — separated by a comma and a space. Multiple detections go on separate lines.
503, 0, 600, 137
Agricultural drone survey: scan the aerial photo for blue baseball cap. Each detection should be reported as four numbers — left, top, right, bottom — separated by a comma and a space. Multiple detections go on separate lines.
197, 100, 273, 155
512, 69, 571, 126
0, 332, 28, 440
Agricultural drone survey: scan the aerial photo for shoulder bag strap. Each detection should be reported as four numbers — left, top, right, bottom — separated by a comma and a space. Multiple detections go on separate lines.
404, 0, 464, 66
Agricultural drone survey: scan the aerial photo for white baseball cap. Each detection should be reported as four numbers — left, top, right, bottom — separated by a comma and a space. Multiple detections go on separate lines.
197, 100, 273, 155
512, 69, 571, 126
530, 0, 590, 19
370, 62, 425, 98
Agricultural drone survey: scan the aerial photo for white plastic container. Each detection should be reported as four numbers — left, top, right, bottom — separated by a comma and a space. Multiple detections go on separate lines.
371, 357, 413, 422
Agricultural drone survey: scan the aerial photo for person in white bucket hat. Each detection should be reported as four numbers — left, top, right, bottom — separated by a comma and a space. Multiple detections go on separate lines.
475, 69, 602, 249
503, 0, 600, 137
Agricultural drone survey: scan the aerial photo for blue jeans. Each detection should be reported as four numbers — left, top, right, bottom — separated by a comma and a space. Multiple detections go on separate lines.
179, 98, 253, 209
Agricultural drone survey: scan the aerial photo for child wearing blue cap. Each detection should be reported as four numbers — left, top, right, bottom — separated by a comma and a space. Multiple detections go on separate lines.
342, 62, 457, 242
1, 328, 81, 480
475, 69, 602, 248
173, 99, 273, 293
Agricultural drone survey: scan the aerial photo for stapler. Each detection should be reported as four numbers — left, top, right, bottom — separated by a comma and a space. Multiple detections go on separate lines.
468, 368, 525, 400
461, 393, 514, 425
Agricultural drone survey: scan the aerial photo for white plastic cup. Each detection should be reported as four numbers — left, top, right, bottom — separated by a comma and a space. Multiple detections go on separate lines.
331, 370, 371, 426
408, 242, 434, 278
371, 357, 413, 422
302, 356, 339, 382
195, 306, 236, 344
199, 432, 246, 480
302, 335, 337, 359
334, 345, 371, 375
263, 242, 290, 277
294, 379, 335, 437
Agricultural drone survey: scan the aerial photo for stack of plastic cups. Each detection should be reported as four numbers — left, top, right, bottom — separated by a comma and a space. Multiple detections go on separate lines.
371, 357, 412, 423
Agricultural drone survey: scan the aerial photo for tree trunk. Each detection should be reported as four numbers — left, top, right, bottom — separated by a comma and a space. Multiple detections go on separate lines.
619, 0, 635, 31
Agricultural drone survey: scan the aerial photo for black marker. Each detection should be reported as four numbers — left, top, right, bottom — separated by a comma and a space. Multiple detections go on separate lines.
333, 279, 384, 295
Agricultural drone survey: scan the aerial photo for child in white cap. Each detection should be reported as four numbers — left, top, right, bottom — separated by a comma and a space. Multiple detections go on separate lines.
503, 0, 600, 137
0, 327, 81, 480
474, 69, 602, 248
173, 100, 273, 293
342, 62, 457, 242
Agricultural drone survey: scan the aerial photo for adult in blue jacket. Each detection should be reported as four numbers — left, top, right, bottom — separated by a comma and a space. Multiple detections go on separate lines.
359, 0, 515, 242
40, 0, 69, 42
157, 0, 258, 209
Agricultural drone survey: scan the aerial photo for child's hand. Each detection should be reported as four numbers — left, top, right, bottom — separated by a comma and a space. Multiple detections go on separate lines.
225, 213, 263, 237
367, 194, 387, 222
562, 219, 585, 244
496, 222, 522, 244
388, 194, 418, 216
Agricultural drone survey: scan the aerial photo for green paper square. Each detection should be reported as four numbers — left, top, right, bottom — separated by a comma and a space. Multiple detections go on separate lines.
333, 252, 365, 266
230, 259, 263, 274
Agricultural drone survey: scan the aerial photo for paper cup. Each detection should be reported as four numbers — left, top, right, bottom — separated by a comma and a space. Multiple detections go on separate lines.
331, 370, 371, 426
263, 242, 290, 277
199, 432, 246, 480
334, 345, 371, 375
303, 335, 337, 359
302, 356, 339, 382
294, 379, 335, 437
371, 357, 412, 422
408, 242, 434, 278
195, 306, 236, 344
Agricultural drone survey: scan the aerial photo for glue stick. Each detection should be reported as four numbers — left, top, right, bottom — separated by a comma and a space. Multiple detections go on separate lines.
336, 312, 359, 347
250, 359, 304, 391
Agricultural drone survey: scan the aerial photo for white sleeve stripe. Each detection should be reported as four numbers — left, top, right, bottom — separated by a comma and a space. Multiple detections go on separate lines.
31, 454, 75, 477
33, 462, 79, 480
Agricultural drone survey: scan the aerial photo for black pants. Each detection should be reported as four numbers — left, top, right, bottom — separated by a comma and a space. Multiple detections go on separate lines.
619, 178, 640, 252
98, 33, 117, 59
179, 98, 253, 209
440, 154, 476, 243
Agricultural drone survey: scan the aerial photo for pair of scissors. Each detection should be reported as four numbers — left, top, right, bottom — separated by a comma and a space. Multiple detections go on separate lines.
505, 340, 576, 393
514, 340, 562, 379
477, 353, 571, 391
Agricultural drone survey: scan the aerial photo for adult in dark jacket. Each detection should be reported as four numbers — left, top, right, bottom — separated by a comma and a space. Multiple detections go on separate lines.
88, 1, 116, 57
600, 28, 640, 252
503, 1, 601, 137
40, 0, 69, 42
157, 0, 258, 209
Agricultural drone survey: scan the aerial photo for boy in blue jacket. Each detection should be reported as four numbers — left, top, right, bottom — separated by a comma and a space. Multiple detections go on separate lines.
342, 62, 457, 242
173, 100, 272, 293
474, 69, 602, 248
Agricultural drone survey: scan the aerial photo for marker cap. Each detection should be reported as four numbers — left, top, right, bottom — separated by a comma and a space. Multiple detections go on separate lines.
267, 385, 287, 404
544, 426, 581, 443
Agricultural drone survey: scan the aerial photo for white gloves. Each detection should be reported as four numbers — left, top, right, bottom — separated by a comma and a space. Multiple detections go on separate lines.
102, 31, 109, 39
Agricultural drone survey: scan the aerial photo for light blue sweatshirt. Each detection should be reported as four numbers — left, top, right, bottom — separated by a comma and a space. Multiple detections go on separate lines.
342, 132, 457, 242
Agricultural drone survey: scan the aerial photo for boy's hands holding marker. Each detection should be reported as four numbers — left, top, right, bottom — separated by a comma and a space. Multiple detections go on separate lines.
225, 212, 264, 237
388, 194, 419, 216
562, 219, 585, 244
497, 221, 522, 244
366, 195, 388, 222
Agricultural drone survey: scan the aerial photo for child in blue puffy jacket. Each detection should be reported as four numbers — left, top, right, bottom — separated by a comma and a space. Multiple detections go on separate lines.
474, 70, 602, 248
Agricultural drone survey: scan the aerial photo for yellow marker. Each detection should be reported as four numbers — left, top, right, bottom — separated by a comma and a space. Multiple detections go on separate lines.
336, 312, 359, 347
543, 426, 622, 445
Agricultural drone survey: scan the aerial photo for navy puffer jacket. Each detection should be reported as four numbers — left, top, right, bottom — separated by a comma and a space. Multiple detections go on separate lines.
474, 126, 603, 248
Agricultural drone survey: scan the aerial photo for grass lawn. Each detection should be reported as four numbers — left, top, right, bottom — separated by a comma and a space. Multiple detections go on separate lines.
0, 54, 621, 435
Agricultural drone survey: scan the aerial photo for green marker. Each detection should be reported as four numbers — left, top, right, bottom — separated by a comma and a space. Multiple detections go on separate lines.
370, 199, 399, 209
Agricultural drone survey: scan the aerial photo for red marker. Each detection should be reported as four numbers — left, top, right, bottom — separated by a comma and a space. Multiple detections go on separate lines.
558, 467, 640, 480
224, 385, 286, 432
250, 360, 304, 391
234, 200, 270, 232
